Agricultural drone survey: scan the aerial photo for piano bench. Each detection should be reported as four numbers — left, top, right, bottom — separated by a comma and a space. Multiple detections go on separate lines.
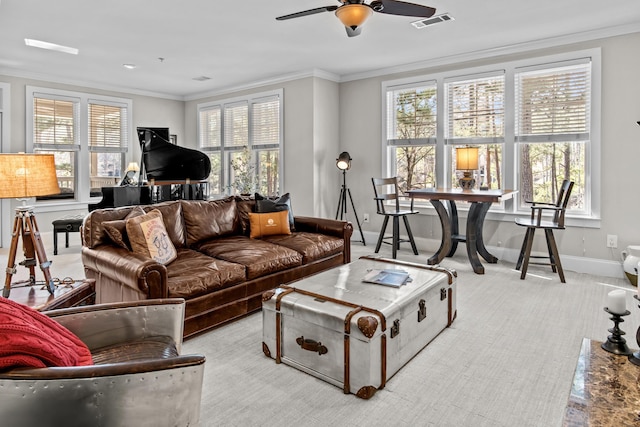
52, 215, 84, 255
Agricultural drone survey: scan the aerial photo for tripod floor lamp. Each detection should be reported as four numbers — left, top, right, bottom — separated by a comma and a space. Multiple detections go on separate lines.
0, 153, 61, 298
335, 152, 365, 245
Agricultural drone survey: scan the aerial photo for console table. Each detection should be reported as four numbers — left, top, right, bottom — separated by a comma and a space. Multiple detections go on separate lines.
563, 338, 640, 425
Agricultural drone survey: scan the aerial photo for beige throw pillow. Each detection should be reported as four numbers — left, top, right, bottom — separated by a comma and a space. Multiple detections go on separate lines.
125, 209, 177, 265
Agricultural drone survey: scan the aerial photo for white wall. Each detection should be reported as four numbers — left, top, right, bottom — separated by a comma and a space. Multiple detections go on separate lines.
312, 77, 340, 219
338, 32, 640, 276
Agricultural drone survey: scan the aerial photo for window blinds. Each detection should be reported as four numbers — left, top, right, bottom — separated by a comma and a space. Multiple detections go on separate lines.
251, 96, 280, 147
199, 107, 221, 148
88, 102, 127, 152
445, 74, 505, 144
33, 97, 79, 148
223, 102, 248, 147
515, 61, 591, 142
386, 83, 437, 145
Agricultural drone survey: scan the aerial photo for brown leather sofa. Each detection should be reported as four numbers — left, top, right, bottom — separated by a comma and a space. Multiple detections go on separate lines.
81, 197, 353, 337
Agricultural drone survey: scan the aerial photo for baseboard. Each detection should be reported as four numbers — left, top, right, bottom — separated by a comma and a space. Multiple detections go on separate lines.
353, 231, 625, 280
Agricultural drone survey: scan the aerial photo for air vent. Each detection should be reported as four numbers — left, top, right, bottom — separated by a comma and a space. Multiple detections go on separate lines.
192, 76, 212, 82
411, 12, 454, 29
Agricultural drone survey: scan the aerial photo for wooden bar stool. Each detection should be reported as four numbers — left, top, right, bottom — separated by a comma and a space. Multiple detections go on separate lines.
371, 177, 419, 259
515, 180, 574, 283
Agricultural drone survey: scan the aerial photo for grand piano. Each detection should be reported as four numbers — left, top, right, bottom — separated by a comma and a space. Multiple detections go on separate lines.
89, 127, 211, 211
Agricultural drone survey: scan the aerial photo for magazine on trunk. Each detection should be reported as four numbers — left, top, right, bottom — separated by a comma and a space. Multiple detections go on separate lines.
362, 268, 412, 287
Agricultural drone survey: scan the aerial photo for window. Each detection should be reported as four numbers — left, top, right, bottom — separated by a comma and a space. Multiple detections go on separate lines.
515, 61, 590, 213
446, 73, 504, 190
385, 81, 437, 194
88, 102, 128, 190
32, 96, 79, 198
27, 86, 132, 202
198, 90, 282, 196
382, 50, 599, 219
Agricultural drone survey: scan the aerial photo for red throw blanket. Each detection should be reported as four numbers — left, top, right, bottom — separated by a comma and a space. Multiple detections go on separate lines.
0, 297, 93, 370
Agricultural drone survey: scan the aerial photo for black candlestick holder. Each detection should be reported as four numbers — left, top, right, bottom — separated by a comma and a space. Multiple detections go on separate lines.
601, 307, 633, 355
628, 295, 640, 365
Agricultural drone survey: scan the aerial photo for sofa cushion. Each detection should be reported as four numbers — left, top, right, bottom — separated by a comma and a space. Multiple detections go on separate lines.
249, 211, 291, 239
255, 193, 295, 231
126, 209, 178, 265
165, 249, 246, 298
102, 206, 146, 250
262, 232, 344, 263
195, 235, 303, 280
182, 198, 238, 246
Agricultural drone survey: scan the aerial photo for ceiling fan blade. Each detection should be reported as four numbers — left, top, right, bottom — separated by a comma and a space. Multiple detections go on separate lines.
345, 26, 362, 37
370, 0, 436, 18
276, 6, 338, 20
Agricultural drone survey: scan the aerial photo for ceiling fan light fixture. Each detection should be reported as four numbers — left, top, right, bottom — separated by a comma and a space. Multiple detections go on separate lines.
335, 4, 373, 29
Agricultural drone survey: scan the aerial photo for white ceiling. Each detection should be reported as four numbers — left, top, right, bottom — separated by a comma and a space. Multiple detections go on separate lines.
1, 0, 640, 100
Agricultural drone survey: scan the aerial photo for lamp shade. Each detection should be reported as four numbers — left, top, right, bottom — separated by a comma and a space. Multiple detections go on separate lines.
0, 153, 60, 198
127, 162, 140, 172
455, 147, 479, 171
336, 152, 352, 170
335, 4, 373, 28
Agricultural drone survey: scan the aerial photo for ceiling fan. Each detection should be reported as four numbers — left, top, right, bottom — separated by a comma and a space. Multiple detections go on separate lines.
276, 0, 436, 37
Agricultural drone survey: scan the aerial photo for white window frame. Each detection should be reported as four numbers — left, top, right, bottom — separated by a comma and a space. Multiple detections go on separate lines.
381, 48, 601, 226
26, 86, 133, 207
197, 89, 284, 197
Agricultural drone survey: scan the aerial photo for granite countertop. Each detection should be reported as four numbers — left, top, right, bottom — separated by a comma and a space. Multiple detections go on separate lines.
563, 338, 640, 426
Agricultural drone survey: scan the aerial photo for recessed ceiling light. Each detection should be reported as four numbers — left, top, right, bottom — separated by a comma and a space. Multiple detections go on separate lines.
24, 38, 79, 55
123, 64, 137, 70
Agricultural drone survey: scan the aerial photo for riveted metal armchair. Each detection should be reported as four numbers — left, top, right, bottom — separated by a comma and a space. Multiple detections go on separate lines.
0, 298, 205, 427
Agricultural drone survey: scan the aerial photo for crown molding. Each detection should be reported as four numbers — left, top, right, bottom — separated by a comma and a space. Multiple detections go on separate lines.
340, 22, 640, 83
183, 68, 340, 101
0, 67, 184, 101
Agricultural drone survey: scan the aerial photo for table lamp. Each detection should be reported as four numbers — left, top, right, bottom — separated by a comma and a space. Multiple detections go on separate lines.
0, 153, 60, 297
455, 146, 479, 189
127, 162, 140, 172
122, 161, 140, 185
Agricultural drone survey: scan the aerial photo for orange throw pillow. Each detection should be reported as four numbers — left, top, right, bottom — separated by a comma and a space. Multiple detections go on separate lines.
249, 210, 291, 238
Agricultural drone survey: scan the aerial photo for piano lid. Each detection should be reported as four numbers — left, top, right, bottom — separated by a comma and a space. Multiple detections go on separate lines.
137, 127, 211, 182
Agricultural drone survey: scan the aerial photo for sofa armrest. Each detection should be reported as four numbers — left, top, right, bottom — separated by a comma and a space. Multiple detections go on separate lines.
294, 216, 353, 263
81, 246, 168, 299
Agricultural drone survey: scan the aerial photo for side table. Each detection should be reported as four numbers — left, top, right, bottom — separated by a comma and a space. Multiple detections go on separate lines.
6, 279, 95, 311
563, 337, 640, 425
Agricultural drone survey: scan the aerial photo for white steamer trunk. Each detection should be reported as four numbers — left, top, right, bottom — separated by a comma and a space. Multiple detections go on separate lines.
262, 256, 456, 399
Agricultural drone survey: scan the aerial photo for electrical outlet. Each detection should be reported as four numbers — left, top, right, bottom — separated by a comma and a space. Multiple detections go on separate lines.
607, 234, 618, 248
363, 213, 370, 223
